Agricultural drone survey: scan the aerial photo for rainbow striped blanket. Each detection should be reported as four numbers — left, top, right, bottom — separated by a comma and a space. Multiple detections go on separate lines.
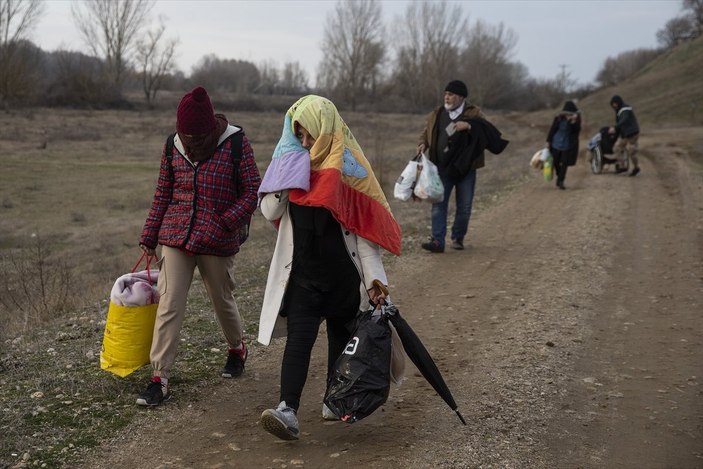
259, 95, 401, 255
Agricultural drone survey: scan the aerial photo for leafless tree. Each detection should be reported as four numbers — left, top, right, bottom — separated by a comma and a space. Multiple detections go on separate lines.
460, 20, 518, 105
44, 49, 113, 107
0, 0, 45, 108
135, 18, 178, 107
393, 1, 466, 111
0, 233, 72, 335
595, 48, 661, 86
682, 0, 703, 36
0, 0, 43, 43
190, 54, 260, 94
257, 60, 280, 95
71, 0, 154, 90
281, 61, 308, 95
657, 16, 695, 48
256, 60, 308, 95
318, 0, 385, 110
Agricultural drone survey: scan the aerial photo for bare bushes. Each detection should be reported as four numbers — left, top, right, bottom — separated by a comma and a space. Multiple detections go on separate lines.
595, 48, 662, 87
0, 233, 74, 341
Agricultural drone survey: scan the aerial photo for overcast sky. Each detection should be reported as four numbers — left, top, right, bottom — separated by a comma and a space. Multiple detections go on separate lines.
33, 0, 682, 87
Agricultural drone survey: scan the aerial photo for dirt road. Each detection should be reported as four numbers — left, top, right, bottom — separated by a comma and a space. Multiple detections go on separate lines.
86, 128, 703, 468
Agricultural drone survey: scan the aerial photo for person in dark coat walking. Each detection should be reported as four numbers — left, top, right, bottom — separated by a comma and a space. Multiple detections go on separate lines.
546, 100, 581, 190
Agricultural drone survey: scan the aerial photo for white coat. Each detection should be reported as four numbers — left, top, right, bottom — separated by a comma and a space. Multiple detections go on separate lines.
257, 190, 389, 346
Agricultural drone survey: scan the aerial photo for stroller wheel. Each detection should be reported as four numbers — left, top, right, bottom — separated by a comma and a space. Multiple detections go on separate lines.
590, 147, 603, 174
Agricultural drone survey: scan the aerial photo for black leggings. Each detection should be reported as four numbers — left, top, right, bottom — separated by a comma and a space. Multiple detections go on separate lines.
279, 273, 361, 411
551, 148, 569, 184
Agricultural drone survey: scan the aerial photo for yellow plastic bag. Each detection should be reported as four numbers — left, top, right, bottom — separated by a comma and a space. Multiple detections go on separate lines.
543, 152, 554, 182
100, 301, 157, 377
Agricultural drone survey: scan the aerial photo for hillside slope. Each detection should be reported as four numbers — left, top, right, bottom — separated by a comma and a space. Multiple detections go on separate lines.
584, 36, 703, 127
529, 36, 703, 133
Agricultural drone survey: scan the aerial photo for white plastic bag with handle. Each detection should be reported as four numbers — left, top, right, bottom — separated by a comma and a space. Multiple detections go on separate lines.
413, 153, 444, 203
530, 149, 544, 169
393, 155, 421, 201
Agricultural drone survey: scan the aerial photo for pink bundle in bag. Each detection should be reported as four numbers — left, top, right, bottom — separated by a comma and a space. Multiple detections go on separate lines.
110, 269, 160, 306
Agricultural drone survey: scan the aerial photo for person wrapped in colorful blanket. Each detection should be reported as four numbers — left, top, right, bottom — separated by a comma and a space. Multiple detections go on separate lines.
137, 86, 261, 406
257, 95, 402, 440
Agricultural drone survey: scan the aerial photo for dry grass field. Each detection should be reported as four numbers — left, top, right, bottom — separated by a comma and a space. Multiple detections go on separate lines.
0, 103, 533, 341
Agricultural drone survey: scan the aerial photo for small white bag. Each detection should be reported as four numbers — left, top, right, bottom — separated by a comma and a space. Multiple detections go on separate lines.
394, 155, 421, 201
539, 148, 551, 162
413, 153, 444, 203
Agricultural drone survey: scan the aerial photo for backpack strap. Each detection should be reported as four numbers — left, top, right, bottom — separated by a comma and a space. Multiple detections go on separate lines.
228, 130, 244, 198
165, 132, 176, 159
165, 132, 176, 180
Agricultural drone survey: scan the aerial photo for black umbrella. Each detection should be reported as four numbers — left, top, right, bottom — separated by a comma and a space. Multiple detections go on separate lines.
376, 292, 466, 425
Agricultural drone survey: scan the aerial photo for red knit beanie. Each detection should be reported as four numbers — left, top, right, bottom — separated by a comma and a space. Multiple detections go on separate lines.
176, 86, 216, 135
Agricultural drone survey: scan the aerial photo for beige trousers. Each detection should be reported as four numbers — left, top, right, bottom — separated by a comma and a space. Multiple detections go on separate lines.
150, 245, 243, 379
614, 133, 639, 168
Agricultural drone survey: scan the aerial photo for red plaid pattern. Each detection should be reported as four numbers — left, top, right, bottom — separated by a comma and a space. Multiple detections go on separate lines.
140, 134, 261, 256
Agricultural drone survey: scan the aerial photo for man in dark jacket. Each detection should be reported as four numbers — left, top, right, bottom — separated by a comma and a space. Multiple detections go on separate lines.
417, 80, 507, 252
609, 95, 641, 176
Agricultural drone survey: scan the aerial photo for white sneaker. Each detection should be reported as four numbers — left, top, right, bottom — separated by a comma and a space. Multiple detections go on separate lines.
261, 401, 300, 440
322, 403, 338, 421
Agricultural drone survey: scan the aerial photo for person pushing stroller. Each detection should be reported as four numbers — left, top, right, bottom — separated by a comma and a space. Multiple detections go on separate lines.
608, 95, 641, 177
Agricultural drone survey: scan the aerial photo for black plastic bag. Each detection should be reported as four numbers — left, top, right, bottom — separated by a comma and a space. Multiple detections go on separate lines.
324, 309, 391, 423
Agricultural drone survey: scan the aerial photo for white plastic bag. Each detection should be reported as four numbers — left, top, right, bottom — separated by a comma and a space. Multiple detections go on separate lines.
530, 150, 544, 169
539, 147, 551, 162
394, 156, 421, 201
413, 153, 444, 203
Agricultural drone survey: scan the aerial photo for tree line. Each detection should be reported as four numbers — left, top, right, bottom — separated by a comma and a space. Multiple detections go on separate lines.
0, 0, 700, 112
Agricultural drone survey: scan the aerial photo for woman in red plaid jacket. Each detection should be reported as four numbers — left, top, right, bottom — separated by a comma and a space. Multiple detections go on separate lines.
137, 86, 261, 406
